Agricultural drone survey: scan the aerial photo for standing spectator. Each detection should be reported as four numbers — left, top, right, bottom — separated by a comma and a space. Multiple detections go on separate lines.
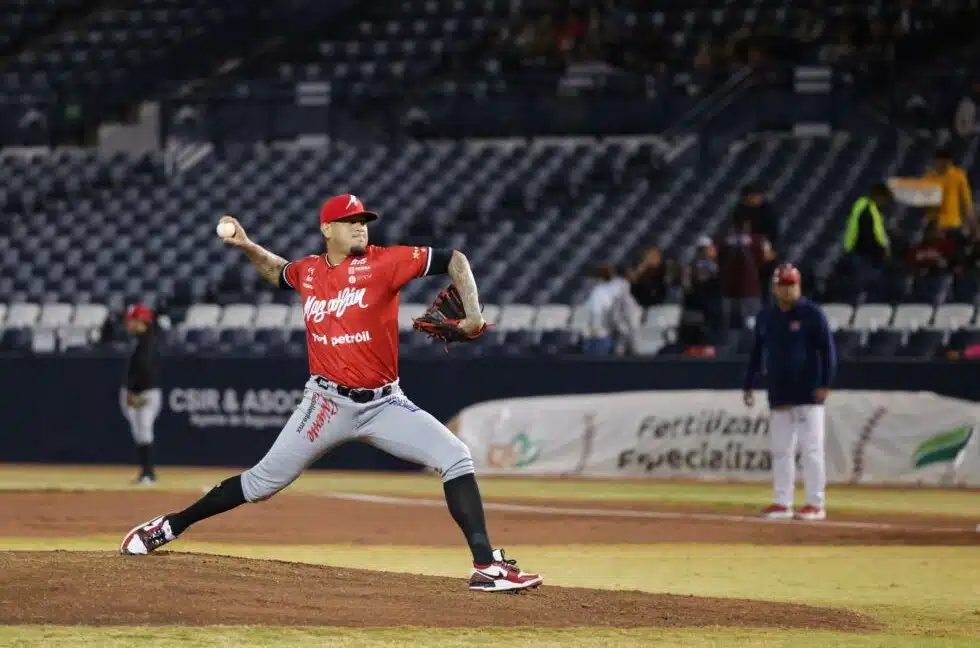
843, 182, 892, 294
680, 237, 723, 346
923, 148, 975, 242
717, 221, 773, 332
906, 221, 958, 276
732, 184, 780, 299
626, 246, 669, 307
732, 184, 780, 250
583, 264, 640, 356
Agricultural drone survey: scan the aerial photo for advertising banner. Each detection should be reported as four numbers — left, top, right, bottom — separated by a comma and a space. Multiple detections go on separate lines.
456, 390, 980, 485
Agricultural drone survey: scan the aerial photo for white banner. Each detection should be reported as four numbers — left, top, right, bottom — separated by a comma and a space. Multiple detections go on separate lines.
456, 390, 980, 486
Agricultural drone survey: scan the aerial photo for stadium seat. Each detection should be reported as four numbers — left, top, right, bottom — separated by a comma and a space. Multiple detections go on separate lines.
254, 303, 289, 328
181, 304, 221, 329
833, 329, 865, 359
819, 303, 854, 330
933, 303, 976, 330
0, 328, 32, 352
898, 329, 945, 358
286, 304, 306, 330
72, 304, 109, 329
479, 304, 501, 326
496, 304, 536, 331
533, 304, 571, 330
568, 304, 590, 334
397, 302, 427, 331
38, 302, 74, 328
31, 328, 58, 353
948, 327, 980, 352
864, 330, 904, 357
890, 303, 934, 331
217, 303, 256, 329
5, 303, 41, 328
59, 328, 92, 350
851, 304, 894, 330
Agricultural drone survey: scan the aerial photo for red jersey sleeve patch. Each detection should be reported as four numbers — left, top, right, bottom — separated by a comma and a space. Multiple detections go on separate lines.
282, 256, 314, 291
387, 245, 432, 290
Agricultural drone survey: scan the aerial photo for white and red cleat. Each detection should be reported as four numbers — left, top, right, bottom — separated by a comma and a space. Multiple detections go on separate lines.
761, 504, 794, 520
119, 515, 177, 555
794, 505, 827, 521
468, 549, 543, 593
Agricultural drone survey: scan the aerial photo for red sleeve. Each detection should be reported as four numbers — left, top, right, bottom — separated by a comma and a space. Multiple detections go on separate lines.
386, 245, 433, 290
280, 257, 309, 291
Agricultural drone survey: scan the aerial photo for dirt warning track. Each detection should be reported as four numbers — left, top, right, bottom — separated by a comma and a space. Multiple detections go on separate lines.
0, 491, 976, 546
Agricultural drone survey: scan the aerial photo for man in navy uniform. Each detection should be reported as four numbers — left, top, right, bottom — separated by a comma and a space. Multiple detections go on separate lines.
742, 264, 837, 521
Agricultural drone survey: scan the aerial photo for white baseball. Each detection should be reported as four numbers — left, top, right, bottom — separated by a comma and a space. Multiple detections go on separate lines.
216, 221, 237, 239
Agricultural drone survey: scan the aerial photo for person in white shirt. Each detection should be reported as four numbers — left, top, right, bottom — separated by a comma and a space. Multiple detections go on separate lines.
583, 264, 641, 355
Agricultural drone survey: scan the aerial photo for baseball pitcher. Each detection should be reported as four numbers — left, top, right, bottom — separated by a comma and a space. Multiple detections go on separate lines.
120, 304, 163, 485
120, 194, 542, 593
742, 264, 837, 521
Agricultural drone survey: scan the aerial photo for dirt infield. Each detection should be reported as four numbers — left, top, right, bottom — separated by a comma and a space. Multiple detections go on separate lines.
0, 491, 977, 546
0, 551, 879, 630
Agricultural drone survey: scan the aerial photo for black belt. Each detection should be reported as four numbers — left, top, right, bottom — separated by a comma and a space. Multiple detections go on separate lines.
314, 377, 393, 403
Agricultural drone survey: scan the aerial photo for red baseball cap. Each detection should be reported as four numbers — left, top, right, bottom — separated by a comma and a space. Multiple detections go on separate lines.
125, 304, 154, 323
773, 263, 801, 286
319, 193, 378, 225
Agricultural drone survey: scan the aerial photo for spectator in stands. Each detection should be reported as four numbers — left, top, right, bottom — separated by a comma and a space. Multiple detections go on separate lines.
717, 221, 773, 332
923, 148, 975, 241
583, 263, 640, 356
843, 182, 892, 293
680, 237, 723, 345
733, 184, 779, 249
732, 184, 780, 295
626, 246, 675, 307
906, 221, 959, 276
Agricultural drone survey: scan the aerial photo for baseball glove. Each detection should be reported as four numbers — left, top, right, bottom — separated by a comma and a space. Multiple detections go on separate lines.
413, 284, 489, 351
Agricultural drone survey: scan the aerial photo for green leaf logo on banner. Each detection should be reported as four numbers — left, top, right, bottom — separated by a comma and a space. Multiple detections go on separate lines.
511, 432, 542, 468
912, 426, 974, 468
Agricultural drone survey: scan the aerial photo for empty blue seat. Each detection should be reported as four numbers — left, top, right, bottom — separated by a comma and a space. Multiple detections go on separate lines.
833, 330, 864, 359
0, 328, 32, 352
864, 330, 903, 357
898, 329, 945, 358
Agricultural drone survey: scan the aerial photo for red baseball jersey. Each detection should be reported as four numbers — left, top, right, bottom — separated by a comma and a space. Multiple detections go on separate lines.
282, 245, 433, 388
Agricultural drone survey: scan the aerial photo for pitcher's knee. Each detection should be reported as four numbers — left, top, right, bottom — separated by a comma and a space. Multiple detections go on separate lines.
240, 465, 297, 503
439, 443, 474, 482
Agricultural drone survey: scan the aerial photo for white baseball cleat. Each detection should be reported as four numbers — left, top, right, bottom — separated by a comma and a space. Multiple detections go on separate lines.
468, 549, 543, 593
794, 505, 827, 521
119, 515, 177, 555
761, 504, 794, 520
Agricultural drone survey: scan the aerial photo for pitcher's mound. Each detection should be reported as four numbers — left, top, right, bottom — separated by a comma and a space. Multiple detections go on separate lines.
0, 551, 876, 630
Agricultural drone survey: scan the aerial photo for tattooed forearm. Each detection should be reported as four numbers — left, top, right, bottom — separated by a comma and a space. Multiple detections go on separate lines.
447, 250, 482, 320
242, 241, 288, 286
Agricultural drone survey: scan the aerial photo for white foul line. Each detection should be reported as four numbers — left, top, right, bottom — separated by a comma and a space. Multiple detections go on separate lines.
326, 492, 975, 534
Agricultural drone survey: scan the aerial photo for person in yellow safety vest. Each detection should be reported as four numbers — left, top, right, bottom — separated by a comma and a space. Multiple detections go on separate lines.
843, 183, 893, 296
844, 183, 892, 263
923, 148, 974, 240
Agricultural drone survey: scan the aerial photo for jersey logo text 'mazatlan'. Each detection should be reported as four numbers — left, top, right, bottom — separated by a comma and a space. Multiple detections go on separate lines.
304, 288, 368, 322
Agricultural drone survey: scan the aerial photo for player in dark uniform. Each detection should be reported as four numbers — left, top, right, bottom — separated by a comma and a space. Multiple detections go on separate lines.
121, 304, 163, 485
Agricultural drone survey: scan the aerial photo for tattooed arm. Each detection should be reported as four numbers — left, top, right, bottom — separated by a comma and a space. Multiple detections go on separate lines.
217, 215, 287, 287
242, 242, 289, 287
447, 250, 485, 332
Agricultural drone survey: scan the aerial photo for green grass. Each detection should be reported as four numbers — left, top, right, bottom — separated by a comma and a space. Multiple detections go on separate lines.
2, 627, 978, 648
1, 464, 977, 518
